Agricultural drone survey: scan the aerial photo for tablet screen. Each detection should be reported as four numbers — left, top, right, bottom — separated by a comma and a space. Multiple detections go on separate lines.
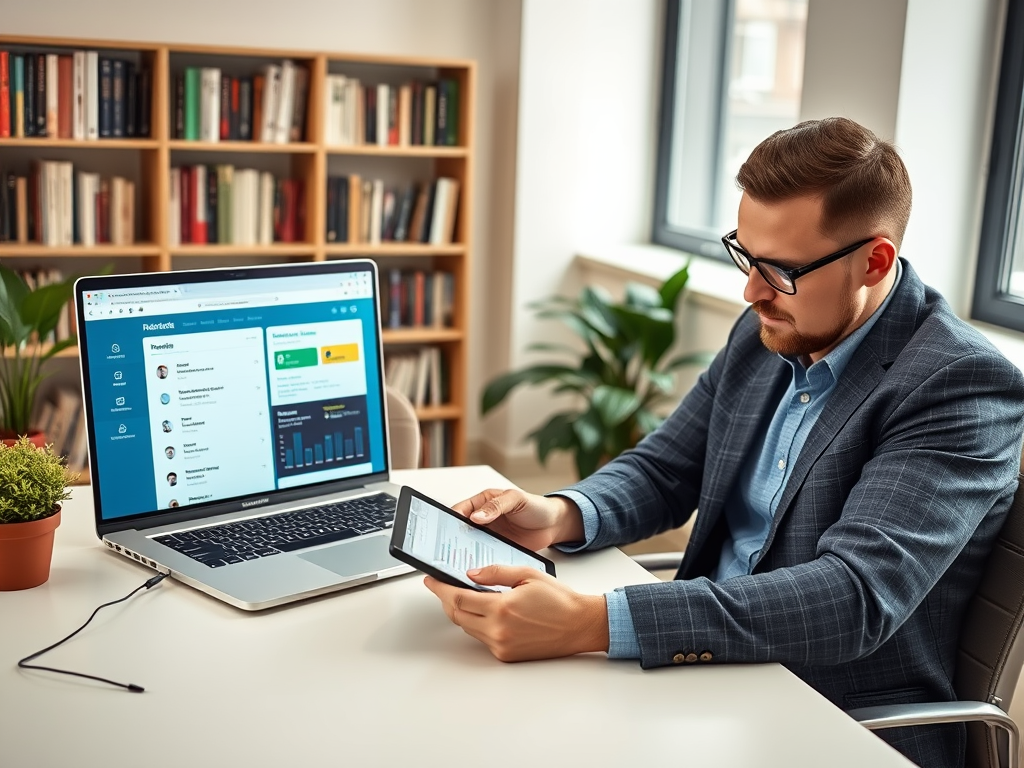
401, 494, 549, 588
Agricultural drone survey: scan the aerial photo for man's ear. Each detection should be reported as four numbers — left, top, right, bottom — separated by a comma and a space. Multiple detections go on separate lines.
863, 238, 897, 288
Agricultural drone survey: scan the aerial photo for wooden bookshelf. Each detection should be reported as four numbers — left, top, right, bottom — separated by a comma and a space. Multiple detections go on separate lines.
0, 35, 475, 467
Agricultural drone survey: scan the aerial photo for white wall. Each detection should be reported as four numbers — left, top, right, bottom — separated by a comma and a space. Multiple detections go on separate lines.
3, 0, 523, 447
481, 0, 663, 465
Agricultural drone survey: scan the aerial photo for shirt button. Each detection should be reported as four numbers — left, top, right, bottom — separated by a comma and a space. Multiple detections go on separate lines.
778, 459, 786, 470
673, 653, 686, 664
685, 653, 698, 663
800, 392, 811, 404
699, 651, 713, 662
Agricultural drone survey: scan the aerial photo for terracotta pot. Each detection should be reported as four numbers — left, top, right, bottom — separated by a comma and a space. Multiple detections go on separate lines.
0, 507, 61, 591
1, 431, 47, 449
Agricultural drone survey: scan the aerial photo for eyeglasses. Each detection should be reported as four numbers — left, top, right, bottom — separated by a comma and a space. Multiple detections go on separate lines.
721, 229, 874, 295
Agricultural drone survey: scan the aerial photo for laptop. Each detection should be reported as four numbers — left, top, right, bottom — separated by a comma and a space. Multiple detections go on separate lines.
75, 259, 413, 610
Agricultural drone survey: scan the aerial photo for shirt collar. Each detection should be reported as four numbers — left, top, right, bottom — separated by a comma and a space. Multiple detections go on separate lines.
783, 259, 904, 385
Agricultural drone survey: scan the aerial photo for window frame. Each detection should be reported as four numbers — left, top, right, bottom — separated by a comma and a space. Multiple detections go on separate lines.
971, 0, 1024, 332
651, 0, 737, 263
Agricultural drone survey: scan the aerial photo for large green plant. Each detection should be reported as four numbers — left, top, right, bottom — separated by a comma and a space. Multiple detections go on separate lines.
0, 264, 78, 437
0, 436, 75, 522
482, 264, 713, 479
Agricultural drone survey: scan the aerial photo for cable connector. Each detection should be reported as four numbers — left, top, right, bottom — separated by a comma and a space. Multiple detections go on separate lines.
144, 573, 169, 589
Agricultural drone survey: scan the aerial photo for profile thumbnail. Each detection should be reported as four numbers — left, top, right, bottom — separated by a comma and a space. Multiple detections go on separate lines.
156, 365, 169, 379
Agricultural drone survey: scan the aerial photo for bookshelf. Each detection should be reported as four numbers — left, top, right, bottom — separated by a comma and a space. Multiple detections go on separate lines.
0, 35, 475, 467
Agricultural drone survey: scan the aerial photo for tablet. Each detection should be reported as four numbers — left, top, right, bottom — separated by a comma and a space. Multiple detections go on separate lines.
389, 486, 556, 591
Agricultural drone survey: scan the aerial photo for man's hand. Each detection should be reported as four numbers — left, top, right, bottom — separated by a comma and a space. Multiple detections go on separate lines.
423, 566, 609, 662
450, 489, 584, 550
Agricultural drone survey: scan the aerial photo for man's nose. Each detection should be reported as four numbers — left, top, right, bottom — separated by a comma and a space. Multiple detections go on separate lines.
743, 267, 777, 304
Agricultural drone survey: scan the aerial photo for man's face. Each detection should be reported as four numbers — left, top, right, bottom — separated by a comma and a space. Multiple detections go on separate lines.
737, 194, 869, 362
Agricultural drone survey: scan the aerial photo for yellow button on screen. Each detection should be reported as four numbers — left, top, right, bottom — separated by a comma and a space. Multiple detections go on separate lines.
320, 344, 360, 364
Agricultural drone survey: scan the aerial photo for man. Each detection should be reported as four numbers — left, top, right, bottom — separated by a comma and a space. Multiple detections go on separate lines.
425, 118, 1024, 768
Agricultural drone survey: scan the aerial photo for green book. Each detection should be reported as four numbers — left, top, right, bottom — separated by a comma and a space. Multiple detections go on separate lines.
184, 67, 201, 141
446, 79, 458, 147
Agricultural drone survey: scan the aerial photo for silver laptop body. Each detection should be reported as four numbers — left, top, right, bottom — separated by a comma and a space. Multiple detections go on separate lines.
76, 260, 412, 610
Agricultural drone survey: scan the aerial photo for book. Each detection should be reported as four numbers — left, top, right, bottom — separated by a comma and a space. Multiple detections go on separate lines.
13, 55, 24, 139
110, 59, 124, 138
207, 166, 218, 244
423, 84, 436, 146
184, 67, 201, 140
274, 60, 295, 144
34, 53, 46, 136
24, 54, 35, 137
200, 67, 221, 143
259, 64, 280, 142
168, 167, 181, 246
347, 174, 361, 244
238, 77, 252, 140
136, 66, 150, 137
45, 54, 59, 138
172, 72, 185, 139
228, 76, 239, 140
98, 57, 112, 138
0, 52, 9, 139
124, 61, 136, 138
72, 51, 86, 140
193, 165, 208, 243
85, 51, 99, 140
219, 72, 231, 140
289, 65, 308, 142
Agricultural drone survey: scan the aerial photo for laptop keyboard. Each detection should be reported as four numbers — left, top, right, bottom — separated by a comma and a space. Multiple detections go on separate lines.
153, 493, 397, 568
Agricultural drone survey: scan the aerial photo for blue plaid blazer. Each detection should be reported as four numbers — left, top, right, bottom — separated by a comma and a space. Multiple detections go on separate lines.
567, 261, 1024, 768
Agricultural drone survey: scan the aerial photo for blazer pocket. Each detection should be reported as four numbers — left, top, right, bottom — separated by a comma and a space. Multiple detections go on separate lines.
844, 686, 930, 710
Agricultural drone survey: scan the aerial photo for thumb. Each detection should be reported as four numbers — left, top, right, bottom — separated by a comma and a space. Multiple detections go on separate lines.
469, 490, 522, 524
467, 564, 541, 588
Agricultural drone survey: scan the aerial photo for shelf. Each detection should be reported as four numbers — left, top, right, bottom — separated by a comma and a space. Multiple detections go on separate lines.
382, 328, 462, 344
170, 244, 317, 257
325, 243, 465, 257
168, 140, 318, 154
0, 243, 161, 257
0, 138, 159, 150
416, 404, 462, 422
325, 145, 468, 158
3, 343, 78, 359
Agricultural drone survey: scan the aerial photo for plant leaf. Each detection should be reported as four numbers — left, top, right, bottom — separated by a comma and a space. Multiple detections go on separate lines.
658, 262, 691, 311
592, 385, 641, 427
578, 285, 618, 339
526, 411, 580, 465
646, 370, 675, 393
0, 264, 30, 346
635, 408, 665, 435
481, 365, 597, 413
21, 280, 77, 342
572, 408, 604, 451
624, 281, 662, 309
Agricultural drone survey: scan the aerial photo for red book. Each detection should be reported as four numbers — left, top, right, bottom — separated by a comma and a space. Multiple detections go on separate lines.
57, 55, 73, 139
230, 78, 239, 139
192, 167, 206, 244
219, 74, 230, 140
0, 52, 10, 138
280, 179, 295, 243
97, 178, 110, 243
179, 166, 191, 244
294, 181, 305, 242
251, 75, 264, 143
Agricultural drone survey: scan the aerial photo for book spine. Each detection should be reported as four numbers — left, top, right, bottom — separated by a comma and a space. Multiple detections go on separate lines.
347, 174, 361, 244
124, 61, 136, 138
446, 79, 459, 146
110, 59, 125, 139
325, 176, 338, 242
85, 51, 99, 140
259, 66, 279, 142
15, 176, 27, 243
137, 67, 151, 138
200, 67, 220, 143
376, 84, 388, 147
289, 66, 308, 142
435, 80, 448, 147
172, 73, 185, 139
219, 73, 231, 140
193, 165, 207, 243
274, 60, 294, 144
57, 55, 73, 139
13, 55, 24, 139
184, 67, 201, 141
35, 54, 47, 136
23, 54, 35, 137
238, 78, 252, 141
229, 76, 239, 140
207, 164, 218, 243
180, 165, 191, 244
0, 52, 9, 139
72, 52, 86, 140
98, 57, 112, 138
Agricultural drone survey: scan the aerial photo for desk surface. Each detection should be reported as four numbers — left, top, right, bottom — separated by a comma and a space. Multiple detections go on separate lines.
0, 466, 912, 767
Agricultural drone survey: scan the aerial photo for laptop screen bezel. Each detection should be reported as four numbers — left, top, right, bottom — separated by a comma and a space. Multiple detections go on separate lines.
76, 260, 393, 538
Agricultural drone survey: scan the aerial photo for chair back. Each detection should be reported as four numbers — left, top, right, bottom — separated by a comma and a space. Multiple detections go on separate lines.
955, 473, 1024, 768
386, 386, 420, 470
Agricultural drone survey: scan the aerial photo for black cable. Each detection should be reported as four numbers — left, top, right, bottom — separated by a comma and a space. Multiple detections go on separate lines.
17, 572, 168, 693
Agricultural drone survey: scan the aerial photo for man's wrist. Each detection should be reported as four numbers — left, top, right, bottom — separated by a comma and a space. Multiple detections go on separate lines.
552, 495, 585, 544
572, 593, 610, 654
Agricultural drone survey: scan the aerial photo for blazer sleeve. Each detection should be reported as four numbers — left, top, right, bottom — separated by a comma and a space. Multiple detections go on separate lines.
620, 349, 1024, 669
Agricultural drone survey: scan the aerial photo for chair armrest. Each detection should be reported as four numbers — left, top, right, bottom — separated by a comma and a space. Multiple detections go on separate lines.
629, 552, 685, 573
849, 701, 1019, 768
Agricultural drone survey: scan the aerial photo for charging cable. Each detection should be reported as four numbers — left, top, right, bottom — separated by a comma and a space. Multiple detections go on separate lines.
17, 572, 168, 693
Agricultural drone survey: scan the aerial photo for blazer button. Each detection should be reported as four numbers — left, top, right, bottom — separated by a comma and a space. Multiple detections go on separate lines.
699, 651, 713, 662
685, 652, 698, 663
672, 653, 686, 664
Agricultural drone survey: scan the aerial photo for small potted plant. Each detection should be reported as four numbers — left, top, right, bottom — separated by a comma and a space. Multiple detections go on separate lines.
0, 263, 78, 445
0, 436, 77, 590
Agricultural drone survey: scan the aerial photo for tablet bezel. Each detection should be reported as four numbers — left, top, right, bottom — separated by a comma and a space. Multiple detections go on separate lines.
389, 485, 556, 591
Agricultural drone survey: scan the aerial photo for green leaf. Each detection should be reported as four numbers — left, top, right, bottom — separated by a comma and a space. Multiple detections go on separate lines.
526, 412, 580, 465
21, 280, 76, 342
40, 337, 78, 361
526, 341, 581, 355
578, 285, 618, 339
592, 385, 641, 427
635, 408, 665, 436
659, 262, 691, 311
646, 370, 675, 393
572, 408, 604, 451
481, 365, 597, 413
574, 447, 605, 480
624, 281, 662, 309
0, 264, 30, 347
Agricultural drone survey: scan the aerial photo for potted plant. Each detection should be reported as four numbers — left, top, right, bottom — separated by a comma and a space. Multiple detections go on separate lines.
482, 264, 714, 479
0, 264, 79, 445
0, 436, 77, 590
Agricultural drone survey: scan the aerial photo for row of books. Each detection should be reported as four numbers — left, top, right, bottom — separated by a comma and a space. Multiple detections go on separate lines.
0, 50, 151, 140
35, 388, 88, 473
8, 267, 75, 343
384, 347, 447, 409
0, 163, 135, 246
169, 166, 305, 246
420, 422, 450, 469
381, 269, 455, 330
323, 77, 459, 147
326, 176, 459, 245
172, 60, 308, 144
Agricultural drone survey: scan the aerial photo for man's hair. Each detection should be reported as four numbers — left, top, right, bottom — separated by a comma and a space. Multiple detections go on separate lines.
736, 117, 912, 248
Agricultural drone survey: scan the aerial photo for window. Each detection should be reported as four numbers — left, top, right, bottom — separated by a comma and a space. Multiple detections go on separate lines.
652, 0, 808, 261
972, 0, 1024, 333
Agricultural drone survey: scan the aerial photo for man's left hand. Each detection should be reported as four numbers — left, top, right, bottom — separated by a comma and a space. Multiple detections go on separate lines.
423, 566, 610, 662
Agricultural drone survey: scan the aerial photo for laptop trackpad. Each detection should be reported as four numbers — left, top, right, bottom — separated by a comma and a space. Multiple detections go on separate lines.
297, 536, 398, 578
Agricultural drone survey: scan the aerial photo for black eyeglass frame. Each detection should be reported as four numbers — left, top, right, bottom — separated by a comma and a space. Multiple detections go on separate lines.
722, 229, 875, 295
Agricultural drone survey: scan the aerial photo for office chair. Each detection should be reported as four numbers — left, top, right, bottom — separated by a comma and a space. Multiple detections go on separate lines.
385, 385, 421, 470
630, 474, 1024, 768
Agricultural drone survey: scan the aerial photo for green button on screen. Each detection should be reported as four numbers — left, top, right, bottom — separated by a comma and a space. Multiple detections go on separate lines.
274, 348, 318, 369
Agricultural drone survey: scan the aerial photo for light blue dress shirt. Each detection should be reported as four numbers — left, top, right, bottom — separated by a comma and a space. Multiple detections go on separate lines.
557, 263, 903, 658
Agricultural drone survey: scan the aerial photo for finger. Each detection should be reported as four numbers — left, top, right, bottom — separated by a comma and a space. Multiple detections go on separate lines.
468, 489, 524, 524
423, 576, 491, 617
451, 488, 506, 518
467, 564, 546, 588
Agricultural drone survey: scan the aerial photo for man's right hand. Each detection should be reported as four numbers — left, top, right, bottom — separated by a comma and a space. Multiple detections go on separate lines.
450, 489, 585, 551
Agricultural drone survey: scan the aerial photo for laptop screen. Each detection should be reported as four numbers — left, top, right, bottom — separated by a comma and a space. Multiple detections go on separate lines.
77, 261, 389, 525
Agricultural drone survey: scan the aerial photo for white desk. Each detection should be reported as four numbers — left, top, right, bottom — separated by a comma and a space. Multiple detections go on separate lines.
0, 466, 912, 767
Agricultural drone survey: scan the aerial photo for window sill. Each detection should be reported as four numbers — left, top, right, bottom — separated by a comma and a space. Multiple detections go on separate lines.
576, 244, 1024, 374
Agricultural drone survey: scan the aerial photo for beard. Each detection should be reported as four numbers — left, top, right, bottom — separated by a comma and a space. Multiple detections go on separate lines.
752, 283, 858, 358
